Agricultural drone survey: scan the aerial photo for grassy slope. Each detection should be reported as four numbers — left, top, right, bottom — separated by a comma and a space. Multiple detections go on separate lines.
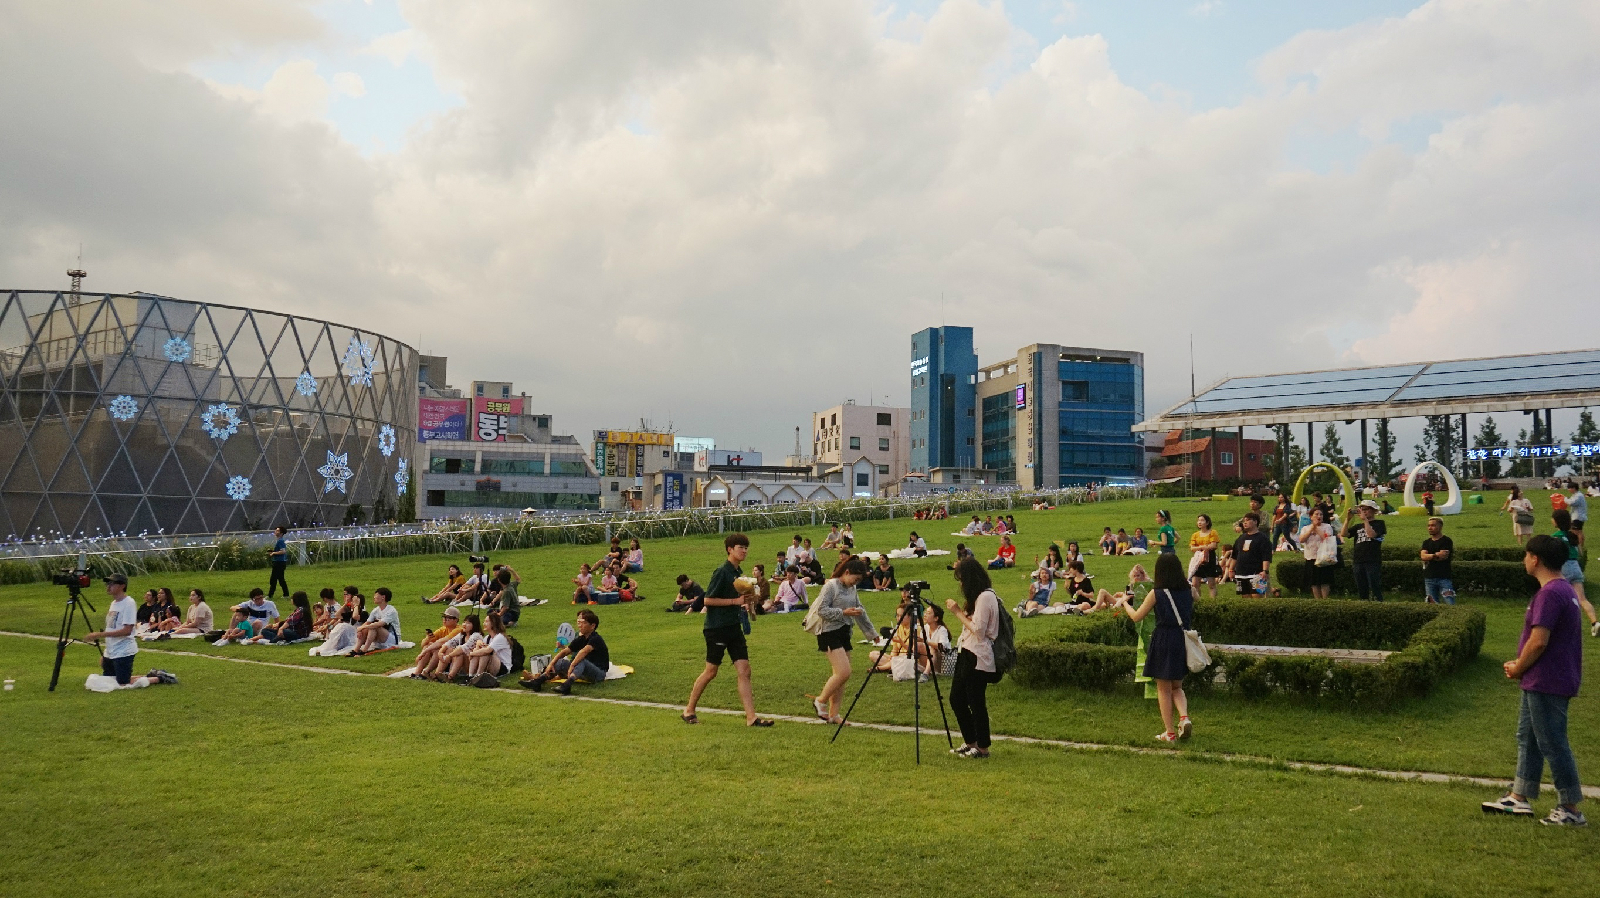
1, 636, 1595, 898
2, 492, 1595, 780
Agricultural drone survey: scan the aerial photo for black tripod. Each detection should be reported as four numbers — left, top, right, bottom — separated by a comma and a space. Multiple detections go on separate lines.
50, 582, 99, 692
831, 582, 952, 763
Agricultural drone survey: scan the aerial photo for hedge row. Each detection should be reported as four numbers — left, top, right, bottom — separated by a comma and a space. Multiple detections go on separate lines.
1274, 557, 1538, 597
1011, 597, 1486, 708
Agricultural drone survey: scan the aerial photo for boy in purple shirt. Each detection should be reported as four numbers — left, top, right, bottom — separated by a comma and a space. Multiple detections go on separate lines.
1482, 535, 1587, 826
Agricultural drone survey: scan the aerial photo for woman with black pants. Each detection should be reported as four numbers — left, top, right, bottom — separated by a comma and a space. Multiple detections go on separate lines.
945, 557, 1000, 759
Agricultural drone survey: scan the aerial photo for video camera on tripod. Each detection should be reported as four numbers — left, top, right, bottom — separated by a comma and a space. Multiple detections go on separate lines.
51, 568, 91, 590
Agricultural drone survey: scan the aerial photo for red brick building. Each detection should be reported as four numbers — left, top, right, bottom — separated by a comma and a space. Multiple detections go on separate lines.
1157, 430, 1276, 482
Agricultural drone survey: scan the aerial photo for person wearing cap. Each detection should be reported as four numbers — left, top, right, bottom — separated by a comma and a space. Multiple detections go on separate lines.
410, 605, 463, 674
82, 574, 176, 688
1344, 499, 1388, 601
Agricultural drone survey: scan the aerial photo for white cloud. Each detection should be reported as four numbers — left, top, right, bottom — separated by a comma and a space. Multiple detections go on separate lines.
361, 29, 417, 67
331, 71, 366, 98
2, 0, 1598, 451
1191, 1, 1223, 16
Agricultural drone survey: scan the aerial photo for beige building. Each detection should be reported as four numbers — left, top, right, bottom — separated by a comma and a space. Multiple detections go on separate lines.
812, 402, 910, 496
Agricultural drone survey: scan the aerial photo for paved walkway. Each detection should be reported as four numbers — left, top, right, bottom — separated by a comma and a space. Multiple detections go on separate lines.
7, 630, 1595, 799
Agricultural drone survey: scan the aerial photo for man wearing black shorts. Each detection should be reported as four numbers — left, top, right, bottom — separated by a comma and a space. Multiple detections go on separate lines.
683, 533, 773, 727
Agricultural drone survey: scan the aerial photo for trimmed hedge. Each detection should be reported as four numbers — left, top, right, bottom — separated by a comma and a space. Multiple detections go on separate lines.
1274, 557, 1537, 597
1012, 597, 1486, 708
1377, 544, 1530, 563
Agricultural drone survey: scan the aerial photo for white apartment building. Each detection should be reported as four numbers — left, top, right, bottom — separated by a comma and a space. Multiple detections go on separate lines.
811, 402, 911, 496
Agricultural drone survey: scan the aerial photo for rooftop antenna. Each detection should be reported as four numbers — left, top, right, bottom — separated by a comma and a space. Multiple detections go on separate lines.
794, 426, 802, 461
67, 245, 86, 306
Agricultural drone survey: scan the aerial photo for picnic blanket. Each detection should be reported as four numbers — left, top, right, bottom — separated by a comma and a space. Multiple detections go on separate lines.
137, 630, 205, 641
886, 547, 950, 560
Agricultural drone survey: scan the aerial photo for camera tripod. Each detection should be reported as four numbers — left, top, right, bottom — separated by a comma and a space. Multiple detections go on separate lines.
831, 584, 952, 763
50, 582, 100, 692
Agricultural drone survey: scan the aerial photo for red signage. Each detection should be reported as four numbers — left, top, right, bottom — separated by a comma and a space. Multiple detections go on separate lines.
473, 397, 524, 442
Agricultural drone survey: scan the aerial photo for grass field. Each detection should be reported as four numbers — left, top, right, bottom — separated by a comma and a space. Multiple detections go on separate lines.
2, 492, 1597, 895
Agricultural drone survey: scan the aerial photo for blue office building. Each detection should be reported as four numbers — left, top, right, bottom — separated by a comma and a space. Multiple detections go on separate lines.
909, 327, 978, 473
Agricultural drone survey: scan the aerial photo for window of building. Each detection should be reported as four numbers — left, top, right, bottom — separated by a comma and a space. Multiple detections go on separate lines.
426, 490, 445, 506
480, 457, 544, 475
1220, 451, 1235, 466
879, 438, 890, 451
877, 413, 892, 426
966, 408, 974, 416
610, 482, 620, 491
877, 464, 889, 475
856, 472, 870, 487
831, 413, 837, 426
849, 436, 860, 450
431, 457, 467, 474
1061, 380, 1089, 402
501, 386, 511, 398
966, 437, 974, 445
1247, 453, 1257, 460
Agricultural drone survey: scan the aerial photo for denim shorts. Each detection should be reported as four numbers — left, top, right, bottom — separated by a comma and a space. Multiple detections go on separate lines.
1561, 559, 1584, 584
1423, 578, 1455, 605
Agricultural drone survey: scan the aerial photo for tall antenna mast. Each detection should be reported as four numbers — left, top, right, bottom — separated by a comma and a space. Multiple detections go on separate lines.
794, 425, 802, 461
67, 244, 86, 306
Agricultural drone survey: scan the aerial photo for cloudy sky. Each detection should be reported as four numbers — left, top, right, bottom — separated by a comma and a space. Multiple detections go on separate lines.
3, 0, 1597, 456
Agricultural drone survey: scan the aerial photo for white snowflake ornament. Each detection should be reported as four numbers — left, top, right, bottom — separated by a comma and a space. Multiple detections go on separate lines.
377, 424, 397, 457
318, 451, 353, 495
342, 336, 375, 387
295, 372, 318, 397
163, 337, 193, 363
108, 395, 139, 421
225, 476, 252, 501
395, 458, 409, 495
200, 404, 241, 440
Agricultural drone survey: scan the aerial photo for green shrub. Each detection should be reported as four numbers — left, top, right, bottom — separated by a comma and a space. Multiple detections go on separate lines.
1012, 598, 1485, 707
1274, 557, 1537, 597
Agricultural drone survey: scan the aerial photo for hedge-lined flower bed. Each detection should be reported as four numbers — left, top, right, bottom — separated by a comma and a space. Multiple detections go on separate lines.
1012, 597, 1486, 708
1274, 557, 1538, 597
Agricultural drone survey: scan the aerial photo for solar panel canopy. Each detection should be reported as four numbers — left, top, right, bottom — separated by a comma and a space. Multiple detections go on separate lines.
1134, 350, 1600, 431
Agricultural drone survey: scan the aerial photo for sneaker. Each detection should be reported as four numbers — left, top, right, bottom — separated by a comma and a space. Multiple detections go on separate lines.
950, 745, 971, 756
148, 669, 178, 685
213, 639, 229, 647
813, 697, 828, 720
1540, 806, 1587, 827
1591, 620, 1599, 638
1178, 716, 1193, 740
1481, 794, 1534, 816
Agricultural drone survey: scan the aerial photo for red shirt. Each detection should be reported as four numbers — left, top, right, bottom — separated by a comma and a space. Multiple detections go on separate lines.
997, 543, 1016, 562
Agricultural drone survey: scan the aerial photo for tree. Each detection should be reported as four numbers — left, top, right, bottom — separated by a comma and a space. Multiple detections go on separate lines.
1571, 409, 1599, 477
1473, 416, 1506, 480
398, 470, 417, 523
1369, 418, 1403, 485
1280, 426, 1308, 486
1319, 422, 1349, 468
1508, 428, 1533, 478
1413, 416, 1456, 475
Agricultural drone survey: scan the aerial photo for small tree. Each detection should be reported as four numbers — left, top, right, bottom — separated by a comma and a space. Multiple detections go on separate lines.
1474, 416, 1506, 480
1570, 409, 1599, 477
399, 470, 417, 523
1508, 428, 1533, 478
1280, 426, 1308, 487
1369, 418, 1403, 485
1319, 423, 1350, 468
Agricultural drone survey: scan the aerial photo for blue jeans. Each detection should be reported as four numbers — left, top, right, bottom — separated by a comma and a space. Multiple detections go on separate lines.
1423, 578, 1455, 605
1351, 561, 1383, 602
1515, 690, 1584, 807
555, 657, 607, 685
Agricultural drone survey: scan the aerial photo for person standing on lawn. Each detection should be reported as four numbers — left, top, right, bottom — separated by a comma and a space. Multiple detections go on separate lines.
945, 557, 1001, 759
1343, 500, 1387, 601
1119, 552, 1194, 743
809, 557, 876, 724
1482, 535, 1587, 826
1420, 517, 1455, 605
683, 533, 774, 727
1550, 509, 1600, 637
267, 526, 290, 599
1567, 481, 1588, 551
1154, 510, 1178, 555
1230, 513, 1272, 596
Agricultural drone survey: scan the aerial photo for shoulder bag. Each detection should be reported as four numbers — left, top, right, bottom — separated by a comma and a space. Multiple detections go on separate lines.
1163, 589, 1211, 673
801, 580, 832, 635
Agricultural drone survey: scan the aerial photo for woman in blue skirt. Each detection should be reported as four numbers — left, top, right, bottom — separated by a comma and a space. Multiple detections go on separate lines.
1120, 552, 1194, 743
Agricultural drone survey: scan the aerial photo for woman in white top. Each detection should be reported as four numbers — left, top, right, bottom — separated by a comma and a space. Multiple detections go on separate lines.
172, 588, 214, 634
918, 604, 951, 678
467, 611, 512, 678
1298, 507, 1338, 599
625, 540, 644, 573
1501, 486, 1535, 544
810, 559, 876, 724
427, 614, 481, 681
945, 557, 1001, 758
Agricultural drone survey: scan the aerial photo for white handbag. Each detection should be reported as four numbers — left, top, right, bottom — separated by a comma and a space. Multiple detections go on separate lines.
1163, 589, 1211, 673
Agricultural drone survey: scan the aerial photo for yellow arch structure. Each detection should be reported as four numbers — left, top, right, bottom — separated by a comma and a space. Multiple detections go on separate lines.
1291, 462, 1358, 517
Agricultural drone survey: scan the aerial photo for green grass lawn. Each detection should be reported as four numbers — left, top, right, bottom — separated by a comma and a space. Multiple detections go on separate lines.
2, 492, 1597, 895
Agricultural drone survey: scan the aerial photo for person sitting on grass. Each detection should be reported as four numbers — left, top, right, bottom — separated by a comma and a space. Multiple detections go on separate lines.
525, 609, 610, 694
411, 606, 463, 676
572, 563, 595, 605
149, 588, 182, 633
1127, 528, 1149, 555
171, 589, 213, 636
354, 588, 401, 653
748, 564, 769, 612
424, 565, 466, 604
870, 554, 896, 592
821, 524, 843, 549
1063, 542, 1085, 565
987, 535, 1017, 570
1060, 561, 1097, 614
594, 537, 624, 572
339, 585, 365, 622
963, 515, 983, 536
311, 607, 360, 656
1098, 527, 1116, 556
670, 574, 706, 613
908, 531, 929, 557
869, 588, 916, 674
841, 524, 855, 549
455, 564, 489, 606
946, 543, 974, 570
625, 539, 644, 573
1114, 529, 1131, 555
310, 588, 340, 638
1036, 543, 1066, 576
135, 589, 161, 628
233, 588, 279, 633
1096, 563, 1152, 614
1005, 515, 1019, 535
214, 608, 257, 646
609, 561, 639, 601
1019, 568, 1056, 617
769, 566, 808, 612
597, 565, 619, 597
994, 517, 1010, 535
262, 592, 314, 643
466, 611, 513, 679
423, 614, 481, 681
918, 604, 952, 678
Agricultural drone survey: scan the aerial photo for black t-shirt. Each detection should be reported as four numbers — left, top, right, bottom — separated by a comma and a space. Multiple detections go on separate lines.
568, 631, 610, 671
1421, 535, 1453, 579
1346, 518, 1387, 564
873, 563, 895, 581
704, 561, 742, 630
136, 602, 158, 624
1069, 575, 1095, 602
1232, 533, 1273, 577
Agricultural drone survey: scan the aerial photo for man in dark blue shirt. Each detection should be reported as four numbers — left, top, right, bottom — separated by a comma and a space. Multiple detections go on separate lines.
267, 526, 290, 598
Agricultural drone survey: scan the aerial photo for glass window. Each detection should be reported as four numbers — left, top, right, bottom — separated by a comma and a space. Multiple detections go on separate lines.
1220, 451, 1235, 465
1061, 380, 1089, 402
849, 437, 860, 450
480, 457, 544, 475
879, 438, 890, 451
877, 413, 892, 426
856, 472, 870, 486
877, 465, 889, 475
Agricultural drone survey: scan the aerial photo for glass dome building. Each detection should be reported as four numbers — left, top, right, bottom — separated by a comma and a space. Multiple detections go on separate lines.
0, 290, 417, 537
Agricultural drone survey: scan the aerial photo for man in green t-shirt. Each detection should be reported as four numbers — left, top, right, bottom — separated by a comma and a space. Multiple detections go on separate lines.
683, 533, 773, 727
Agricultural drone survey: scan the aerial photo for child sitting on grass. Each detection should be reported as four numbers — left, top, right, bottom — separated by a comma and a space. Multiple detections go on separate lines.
213, 608, 256, 646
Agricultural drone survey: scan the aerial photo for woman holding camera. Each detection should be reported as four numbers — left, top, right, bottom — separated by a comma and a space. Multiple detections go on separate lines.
945, 557, 1001, 759
810, 558, 876, 724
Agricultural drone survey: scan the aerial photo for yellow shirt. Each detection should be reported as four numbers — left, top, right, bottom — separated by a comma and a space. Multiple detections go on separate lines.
425, 621, 461, 646
1190, 530, 1219, 552
447, 573, 466, 589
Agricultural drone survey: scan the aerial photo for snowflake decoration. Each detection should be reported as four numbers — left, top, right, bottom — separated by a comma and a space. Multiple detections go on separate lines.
200, 403, 241, 440
342, 336, 375, 387
295, 372, 318, 397
163, 337, 193, 363
318, 450, 353, 495
377, 424, 397, 457
108, 395, 139, 422
395, 458, 409, 495
225, 476, 252, 501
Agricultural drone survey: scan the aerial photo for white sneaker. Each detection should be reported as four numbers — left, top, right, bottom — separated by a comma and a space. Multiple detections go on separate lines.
1591, 620, 1599, 638
1481, 794, 1534, 816
213, 639, 229, 647
813, 697, 828, 720
1540, 806, 1588, 827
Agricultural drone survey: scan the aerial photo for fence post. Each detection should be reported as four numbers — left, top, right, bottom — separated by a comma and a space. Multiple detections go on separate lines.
888, 505, 894, 520
811, 508, 816, 526
295, 542, 308, 566
718, 516, 724, 534
605, 523, 612, 544
472, 527, 481, 553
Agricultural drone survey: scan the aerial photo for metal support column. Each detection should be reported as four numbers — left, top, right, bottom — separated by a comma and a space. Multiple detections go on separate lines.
1307, 422, 1315, 464
1359, 419, 1369, 492
1238, 425, 1245, 481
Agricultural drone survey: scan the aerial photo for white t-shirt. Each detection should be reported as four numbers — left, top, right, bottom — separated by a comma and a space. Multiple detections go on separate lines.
927, 625, 951, 649
370, 604, 401, 640
103, 596, 139, 659
488, 633, 512, 672
912, 537, 927, 551
240, 599, 279, 620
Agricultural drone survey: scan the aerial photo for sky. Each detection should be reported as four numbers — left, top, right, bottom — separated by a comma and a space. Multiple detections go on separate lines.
3, 0, 1598, 461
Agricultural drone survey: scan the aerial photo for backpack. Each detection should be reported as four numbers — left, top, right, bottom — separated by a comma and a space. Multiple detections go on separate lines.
507, 635, 526, 674
990, 593, 1016, 678
469, 672, 500, 689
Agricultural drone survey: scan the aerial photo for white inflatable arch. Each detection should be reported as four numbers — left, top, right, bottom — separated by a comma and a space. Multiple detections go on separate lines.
1402, 461, 1462, 515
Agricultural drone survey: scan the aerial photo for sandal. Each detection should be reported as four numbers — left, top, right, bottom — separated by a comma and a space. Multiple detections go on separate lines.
1178, 717, 1193, 740
681, 713, 698, 725
1155, 731, 1178, 744
747, 718, 775, 727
